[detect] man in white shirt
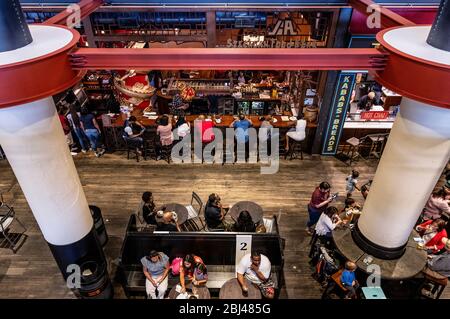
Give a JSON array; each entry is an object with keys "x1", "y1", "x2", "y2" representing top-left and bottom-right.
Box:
[{"x1": 236, "y1": 251, "x2": 275, "y2": 299}]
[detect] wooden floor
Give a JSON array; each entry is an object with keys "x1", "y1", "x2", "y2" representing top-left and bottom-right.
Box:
[{"x1": 0, "y1": 152, "x2": 448, "y2": 299}]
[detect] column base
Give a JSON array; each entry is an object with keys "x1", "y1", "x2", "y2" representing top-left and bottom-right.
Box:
[
  {"x1": 333, "y1": 226, "x2": 427, "y2": 280},
  {"x1": 352, "y1": 222, "x2": 407, "y2": 260},
  {"x1": 48, "y1": 227, "x2": 114, "y2": 299}
]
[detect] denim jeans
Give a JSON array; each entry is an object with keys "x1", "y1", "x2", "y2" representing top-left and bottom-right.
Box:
[
  {"x1": 74, "y1": 127, "x2": 89, "y2": 151},
  {"x1": 307, "y1": 205, "x2": 321, "y2": 228},
  {"x1": 84, "y1": 129, "x2": 100, "y2": 151}
]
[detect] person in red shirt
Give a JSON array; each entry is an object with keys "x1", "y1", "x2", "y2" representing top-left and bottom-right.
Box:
[
  {"x1": 416, "y1": 219, "x2": 448, "y2": 254},
  {"x1": 306, "y1": 182, "x2": 334, "y2": 235}
]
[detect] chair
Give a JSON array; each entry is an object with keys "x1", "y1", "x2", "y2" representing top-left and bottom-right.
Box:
[
  {"x1": 366, "y1": 133, "x2": 389, "y2": 160},
  {"x1": 182, "y1": 192, "x2": 206, "y2": 232},
  {"x1": 0, "y1": 145, "x2": 5, "y2": 160},
  {"x1": 344, "y1": 137, "x2": 362, "y2": 166},
  {"x1": 143, "y1": 133, "x2": 157, "y2": 161},
  {"x1": 0, "y1": 203, "x2": 27, "y2": 253},
  {"x1": 417, "y1": 267, "x2": 448, "y2": 299},
  {"x1": 124, "y1": 137, "x2": 142, "y2": 162},
  {"x1": 322, "y1": 268, "x2": 348, "y2": 299},
  {"x1": 284, "y1": 139, "x2": 304, "y2": 160}
]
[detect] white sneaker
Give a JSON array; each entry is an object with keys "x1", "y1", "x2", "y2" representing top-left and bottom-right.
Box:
[
  {"x1": 71, "y1": 152, "x2": 78, "y2": 156},
  {"x1": 81, "y1": 149, "x2": 87, "y2": 153}
]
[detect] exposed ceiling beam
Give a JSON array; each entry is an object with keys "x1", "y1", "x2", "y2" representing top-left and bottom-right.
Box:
[{"x1": 70, "y1": 47, "x2": 388, "y2": 70}]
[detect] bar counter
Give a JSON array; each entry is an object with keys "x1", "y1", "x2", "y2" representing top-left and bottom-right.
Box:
[{"x1": 111, "y1": 110, "x2": 318, "y2": 129}]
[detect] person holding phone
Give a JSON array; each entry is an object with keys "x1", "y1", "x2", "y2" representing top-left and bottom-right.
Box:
[
  {"x1": 315, "y1": 206, "x2": 343, "y2": 241},
  {"x1": 306, "y1": 182, "x2": 335, "y2": 235}
]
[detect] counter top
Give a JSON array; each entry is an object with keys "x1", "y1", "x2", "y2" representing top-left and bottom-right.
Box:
[
  {"x1": 111, "y1": 110, "x2": 318, "y2": 129},
  {"x1": 344, "y1": 121, "x2": 394, "y2": 129}
]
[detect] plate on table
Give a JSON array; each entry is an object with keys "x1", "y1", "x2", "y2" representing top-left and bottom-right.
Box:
[
  {"x1": 271, "y1": 118, "x2": 278, "y2": 123},
  {"x1": 289, "y1": 116, "x2": 297, "y2": 121}
]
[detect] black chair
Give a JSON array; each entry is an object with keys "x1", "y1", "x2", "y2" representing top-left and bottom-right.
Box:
[
  {"x1": 124, "y1": 138, "x2": 142, "y2": 162},
  {"x1": 285, "y1": 139, "x2": 304, "y2": 160},
  {"x1": 142, "y1": 133, "x2": 157, "y2": 161},
  {"x1": 182, "y1": 192, "x2": 206, "y2": 232},
  {"x1": 0, "y1": 203, "x2": 27, "y2": 253}
]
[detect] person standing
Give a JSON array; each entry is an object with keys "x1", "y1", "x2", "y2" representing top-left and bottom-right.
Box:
[
  {"x1": 345, "y1": 170, "x2": 360, "y2": 198},
  {"x1": 79, "y1": 107, "x2": 105, "y2": 157},
  {"x1": 306, "y1": 182, "x2": 334, "y2": 235},
  {"x1": 66, "y1": 105, "x2": 89, "y2": 153},
  {"x1": 141, "y1": 250, "x2": 170, "y2": 299}
]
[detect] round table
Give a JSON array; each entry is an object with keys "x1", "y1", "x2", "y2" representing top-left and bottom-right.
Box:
[
  {"x1": 168, "y1": 283, "x2": 211, "y2": 299},
  {"x1": 229, "y1": 201, "x2": 264, "y2": 224},
  {"x1": 219, "y1": 278, "x2": 261, "y2": 299},
  {"x1": 164, "y1": 203, "x2": 189, "y2": 225}
]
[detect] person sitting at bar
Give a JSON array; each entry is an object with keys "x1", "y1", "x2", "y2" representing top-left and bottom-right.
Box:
[
  {"x1": 237, "y1": 251, "x2": 275, "y2": 299},
  {"x1": 204, "y1": 193, "x2": 230, "y2": 230},
  {"x1": 427, "y1": 238, "x2": 450, "y2": 277},
  {"x1": 156, "y1": 114, "x2": 174, "y2": 147},
  {"x1": 156, "y1": 211, "x2": 180, "y2": 232},
  {"x1": 285, "y1": 114, "x2": 306, "y2": 152},
  {"x1": 122, "y1": 115, "x2": 145, "y2": 154},
  {"x1": 230, "y1": 113, "x2": 253, "y2": 162},
  {"x1": 420, "y1": 187, "x2": 450, "y2": 222},
  {"x1": 259, "y1": 115, "x2": 274, "y2": 157},
  {"x1": 179, "y1": 254, "x2": 206, "y2": 293},
  {"x1": 141, "y1": 250, "x2": 170, "y2": 299},
  {"x1": 174, "y1": 115, "x2": 191, "y2": 140},
  {"x1": 357, "y1": 91, "x2": 384, "y2": 111},
  {"x1": 195, "y1": 115, "x2": 215, "y2": 144},
  {"x1": 416, "y1": 219, "x2": 448, "y2": 254},
  {"x1": 138, "y1": 191, "x2": 157, "y2": 225},
  {"x1": 233, "y1": 210, "x2": 257, "y2": 232},
  {"x1": 315, "y1": 206, "x2": 343, "y2": 241}
]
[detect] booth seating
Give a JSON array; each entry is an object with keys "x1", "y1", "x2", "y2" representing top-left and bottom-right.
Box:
[{"x1": 118, "y1": 214, "x2": 285, "y2": 298}]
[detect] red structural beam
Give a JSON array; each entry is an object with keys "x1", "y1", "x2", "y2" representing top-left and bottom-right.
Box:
[
  {"x1": 349, "y1": 0, "x2": 416, "y2": 28},
  {"x1": 42, "y1": 0, "x2": 103, "y2": 26},
  {"x1": 70, "y1": 48, "x2": 388, "y2": 71}
]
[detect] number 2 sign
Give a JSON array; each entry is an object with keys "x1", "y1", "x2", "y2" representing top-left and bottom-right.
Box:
[{"x1": 235, "y1": 235, "x2": 252, "y2": 272}]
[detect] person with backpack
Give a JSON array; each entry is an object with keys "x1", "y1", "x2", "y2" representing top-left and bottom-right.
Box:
[{"x1": 141, "y1": 250, "x2": 170, "y2": 299}]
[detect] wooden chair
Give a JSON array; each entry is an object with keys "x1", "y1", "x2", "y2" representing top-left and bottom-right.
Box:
[
  {"x1": 322, "y1": 269, "x2": 348, "y2": 299},
  {"x1": 124, "y1": 138, "x2": 141, "y2": 162},
  {"x1": 182, "y1": 192, "x2": 206, "y2": 232},
  {"x1": 0, "y1": 203, "x2": 27, "y2": 253},
  {"x1": 418, "y1": 267, "x2": 448, "y2": 299},
  {"x1": 284, "y1": 139, "x2": 304, "y2": 160}
]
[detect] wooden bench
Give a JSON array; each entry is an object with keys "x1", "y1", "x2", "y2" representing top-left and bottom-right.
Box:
[{"x1": 118, "y1": 215, "x2": 284, "y2": 298}]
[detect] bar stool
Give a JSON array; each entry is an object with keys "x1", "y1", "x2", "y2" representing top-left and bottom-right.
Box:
[
  {"x1": 285, "y1": 139, "x2": 304, "y2": 160},
  {"x1": 143, "y1": 134, "x2": 157, "y2": 161},
  {"x1": 0, "y1": 145, "x2": 5, "y2": 160},
  {"x1": 159, "y1": 144, "x2": 173, "y2": 164},
  {"x1": 418, "y1": 267, "x2": 448, "y2": 299},
  {"x1": 366, "y1": 133, "x2": 388, "y2": 159},
  {"x1": 124, "y1": 138, "x2": 141, "y2": 162},
  {"x1": 345, "y1": 137, "x2": 362, "y2": 166}
]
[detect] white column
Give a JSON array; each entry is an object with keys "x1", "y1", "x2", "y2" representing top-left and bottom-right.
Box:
[
  {"x1": 358, "y1": 97, "x2": 450, "y2": 248},
  {"x1": 0, "y1": 97, "x2": 93, "y2": 246}
]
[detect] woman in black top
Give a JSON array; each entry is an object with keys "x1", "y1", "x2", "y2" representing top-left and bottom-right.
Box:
[
  {"x1": 141, "y1": 191, "x2": 157, "y2": 225},
  {"x1": 233, "y1": 210, "x2": 256, "y2": 232}
]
